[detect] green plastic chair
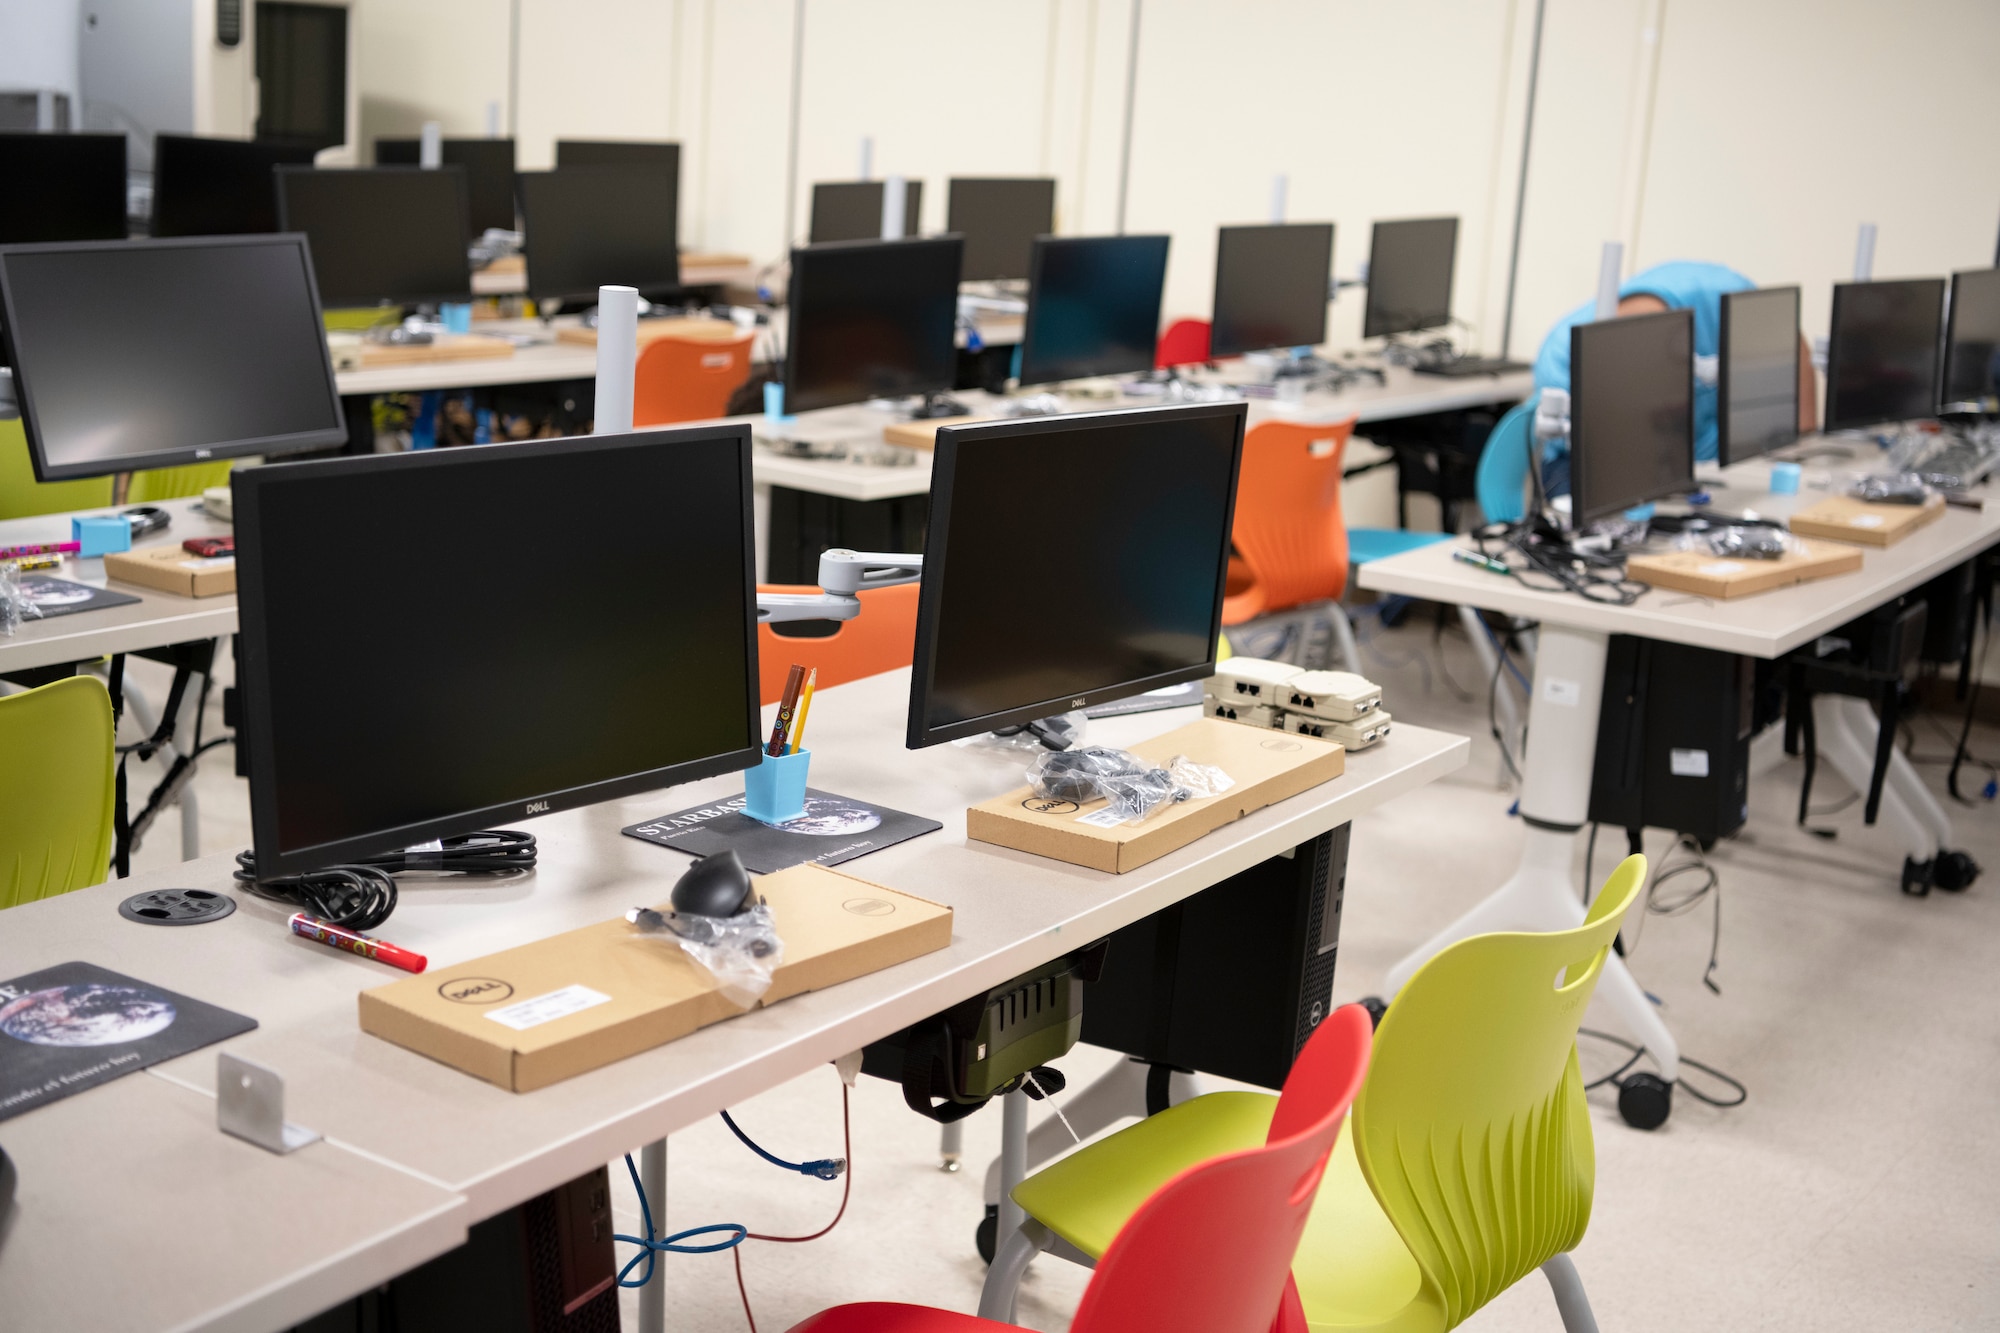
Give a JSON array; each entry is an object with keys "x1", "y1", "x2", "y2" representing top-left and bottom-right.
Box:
[
  {"x1": 126, "y1": 459, "x2": 237, "y2": 503},
  {"x1": 0, "y1": 676, "x2": 117, "y2": 910},
  {"x1": 993, "y1": 855, "x2": 1649, "y2": 1333},
  {"x1": 0, "y1": 417, "x2": 113, "y2": 520}
]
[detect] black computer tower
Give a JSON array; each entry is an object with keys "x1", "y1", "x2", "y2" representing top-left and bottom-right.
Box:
[
  {"x1": 1080, "y1": 824, "x2": 1349, "y2": 1091},
  {"x1": 1590, "y1": 637, "x2": 1754, "y2": 845}
]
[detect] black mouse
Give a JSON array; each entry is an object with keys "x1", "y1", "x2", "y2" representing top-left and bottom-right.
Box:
[{"x1": 671, "y1": 850, "x2": 753, "y2": 917}]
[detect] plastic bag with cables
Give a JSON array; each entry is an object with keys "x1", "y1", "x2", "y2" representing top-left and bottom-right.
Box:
[
  {"x1": 1025, "y1": 746, "x2": 1234, "y2": 825},
  {"x1": 0, "y1": 564, "x2": 42, "y2": 637},
  {"x1": 1672, "y1": 524, "x2": 1802, "y2": 562},
  {"x1": 627, "y1": 902, "x2": 784, "y2": 1008}
]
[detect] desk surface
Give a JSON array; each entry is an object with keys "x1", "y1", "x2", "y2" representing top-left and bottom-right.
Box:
[{"x1": 1356, "y1": 445, "x2": 2000, "y2": 657}]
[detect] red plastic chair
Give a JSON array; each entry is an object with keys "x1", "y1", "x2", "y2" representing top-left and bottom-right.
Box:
[
  {"x1": 756, "y1": 582, "x2": 921, "y2": 705},
  {"x1": 633, "y1": 331, "x2": 755, "y2": 426},
  {"x1": 784, "y1": 1004, "x2": 1373, "y2": 1333},
  {"x1": 1155, "y1": 318, "x2": 1212, "y2": 368},
  {"x1": 1222, "y1": 417, "x2": 1358, "y2": 625}
]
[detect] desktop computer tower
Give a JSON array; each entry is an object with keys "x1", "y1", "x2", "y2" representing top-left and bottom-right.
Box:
[
  {"x1": 1080, "y1": 825, "x2": 1349, "y2": 1092},
  {"x1": 1589, "y1": 637, "x2": 1754, "y2": 845}
]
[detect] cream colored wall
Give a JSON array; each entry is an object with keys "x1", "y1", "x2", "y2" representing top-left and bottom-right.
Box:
[{"x1": 354, "y1": 0, "x2": 511, "y2": 154}]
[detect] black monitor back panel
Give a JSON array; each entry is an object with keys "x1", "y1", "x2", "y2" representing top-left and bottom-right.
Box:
[
  {"x1": 1824, "y1": 278, "x2": 1946, "y2": 431},
  {"x1": 1716, "y1": 285, "x2": 1801, "y2": 467},
  {"x1": 150, "y1": 134, "x2": 320, "y2": 236},
  {"x1": 947, "y1": 177, "x2": 1055, "y2": 281},
  {"x1": 516, "y1": 165, "x2": 680, "y2": 306},
  {"x1": 275, "y1": 165, "x2": 473, "y2": 306},
  {"x1": 0, "y1": 132, "x2": 127, "y2": 243},
  {"x1": 809, "y1": 180, "x2": 923, "y2": 243},
  {"x1": 1362, "y1": 216, "x2": 1458, "y2": 339},
  {"x1": 374, "y1": 138, "x2": 517, "y2": 236}
]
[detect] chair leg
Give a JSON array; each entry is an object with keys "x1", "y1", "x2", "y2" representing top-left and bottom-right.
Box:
[
  {"x1": 1540, "y1": 1252, "x2": 1599, "y2": 1333},
  {"x1": 1328, "y1": 602, "x2": 1362, "y2": 674},
  {"x1": 978, "y1": 1218, "x2": 1051, "y2": 1323}
]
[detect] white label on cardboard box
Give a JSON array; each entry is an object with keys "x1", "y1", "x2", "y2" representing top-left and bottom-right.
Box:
[
  {"x1": 1669, "y1": 748, "x2": 1710, "y2": 777},
  {"x1": 484, "y1": 984, "x2": 611, "y2": 1031},
  {"x1": 1074, "y1": 805, "x2": 1130, "y2": 828},
  {"x1": 1848, "y1": 514, "x2": 1885, "y2": 528},
  {"x1": 177, "y1": 557, "x2": 236, "y2": 570},
  {"x1": 1541, "y1": 677, "x2": 1581, "y2": 707},
  {"x1": 1698, "y1": 561, "x2": 1745, "y2": 575}
]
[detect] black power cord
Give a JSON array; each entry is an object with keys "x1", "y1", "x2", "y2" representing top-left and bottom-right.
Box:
[
  {"x1": 353, "y1": 829, "x2": 537, "y2": 874},
  {"x1": 1578, "y1": 1027, "x2": 1747, "y2": 1109},
  {"x1": 232, "y1": 830, "x2": 537, "y2": 931}
]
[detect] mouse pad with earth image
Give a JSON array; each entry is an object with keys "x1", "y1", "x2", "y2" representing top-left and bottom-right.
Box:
[{"x1": 622, "y1": 788, "x2": 942, "y2": 874}]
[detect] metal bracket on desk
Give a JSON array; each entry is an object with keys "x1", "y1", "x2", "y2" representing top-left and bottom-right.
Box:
[{"x1": 218, "y1": 1052, "x2": 321, "y2": 1155}]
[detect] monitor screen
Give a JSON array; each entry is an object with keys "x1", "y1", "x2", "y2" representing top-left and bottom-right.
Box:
[
  {"x1": 782, "y1": 236, "x2": 963, "y2": 414},
  {"x1": 1018, "y1": 234, "x2": 1171, "y2": 386},
  {"x1": 908, "y1": 402, "x2": 1246, "y2": 747},
  {"x1": 1942, "y1": 268, "x2": 2000, "y2": 413},
  {"x1": 947, "y1": 178, "x2": 1056, "y2": 282},
  {"x1": 0, "y1": 132, "x2": 127, "y2": 244},
  {"x1": 1717, "y1": 285, "x2": 1800, "y2": 466},
  {"x1": 0, "y1": 236, "x2": 345, "y2": 480},
  {"x1": 1210, "y1": 222, "x2": 1335, "y2": 358},
  {"x1": 151, "y1": 134, "x2": 319, "y2": 237},
  {"x1": 1362, "y1": 217, "x2": 1458, "y2": 339},
  {"x1": 809, "y1": 180, "x2": 923, "y2": 243},
  {"x1": 1569, "y1": 308, "x2": 1694, "y2": 524},
  {"x1": 275, "y1": 166, "x2": 472, "y2": 307},
  {"x1": 233, "y1": 425, "x2": 762, "y2": 877},
  {"x1": 374, "y1": 138, "x2": 517, "y2": 236},
  {"x1": 1824, "y1": 278, "x2": 1946, "y2": 432},
  {"x1": 516, "y1": 165, "x2": 680, "y2": 306}
]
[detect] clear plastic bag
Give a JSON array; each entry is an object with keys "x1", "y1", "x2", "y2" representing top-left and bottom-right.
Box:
[
  {"x1": 0, "y1": 564, "x2": 42, "y2": 637},
  {"x1": 1850, "y1": 472, "x2": 1934, "y2": 505},
  {"x1": 1673, "y1": 524, "x2": 1798, "y2": 561},
  {"x1": 1025, "y1": 747, "x2": 1235, "y2": 825},
  {"x1": 626, "y1": 901, "x2": 785, "y2": 1008}
]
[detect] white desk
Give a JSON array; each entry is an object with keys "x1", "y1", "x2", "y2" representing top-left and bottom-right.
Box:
[{"x1": 0, "y1": 670, "x2": 1466, "y2": 1328}]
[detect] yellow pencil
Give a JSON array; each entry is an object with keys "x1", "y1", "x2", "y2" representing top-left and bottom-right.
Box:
[{"x1": 789, "y1": 668, "x2": 817, "y2": 753}]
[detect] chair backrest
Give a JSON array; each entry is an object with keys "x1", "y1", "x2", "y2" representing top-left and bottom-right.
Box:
[
  {"x1": 755, "y1": 581, "x2": 920, "y2": 705},
  {"x1": 1070, "y1": 1004, "x2": 1373, "y2": 1333},
  {"x1": 1349, "y1": 855, "x2": 1648, "y2": 1330},
  {"x1": 0, "y1": 418, "x2": 114, "y2": 520},
  {"x1": 1474, "y1": 399, "x2": 1536, "y2": 525},
  {"x1": 0, "y1": 676, "x2": 117, "y2": 910},
  {"x1": 1156, "y1": 318, "x2": 1213, "y2": 368},
  {"x1": 126, "y1": 459, "x2": 237, "y2": 504},
  {"x1": 634, "y1": 332, "x2": 756, "y2": 427},
  {"x1": 1229, "y1": 417, "x2": 1359, "y2": 613}
]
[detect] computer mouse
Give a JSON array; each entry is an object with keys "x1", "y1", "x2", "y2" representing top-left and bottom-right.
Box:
[
  {"x1": 671, "y1": 850, "x2": 753, "y2": 917},
  {"x1": 0, "y1": 1143, "x2": 15, "y2": 1233}
]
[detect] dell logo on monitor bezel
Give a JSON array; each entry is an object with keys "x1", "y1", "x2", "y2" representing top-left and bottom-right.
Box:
[{"x1": 525, "y1": 799, "x2": 551, "y2": 814}]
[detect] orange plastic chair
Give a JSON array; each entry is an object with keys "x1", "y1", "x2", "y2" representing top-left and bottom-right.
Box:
[
  {"x1": 633, "y1": 331, "x2": 755, "y2": 426},
  {"x1": 756, "y1": 581, "x2": 921, "y2": 705},
  {"x1": 1156, "y1": 318, "x2": 1213, "y2": 368},
  {"x1": 1222, "y1": 417, "x2": 1358, "y2": 625}
]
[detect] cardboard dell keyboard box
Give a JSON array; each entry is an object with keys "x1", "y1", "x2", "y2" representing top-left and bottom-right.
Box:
[
  {"x1": 359, "y1": 862, "x2": 950, "y2": 1092},
  {"x1": 966, "y1": 717, "x2": 1345, "y2": 873},
  {"x1": 103, "y1": 545, "x2": 236, "y2": 597}
]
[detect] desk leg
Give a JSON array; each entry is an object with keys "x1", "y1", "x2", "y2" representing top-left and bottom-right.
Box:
[
  {"x1": 1813, "y1": 696, "x2": 1937, "y2": 858},
  {"x1": 997, "y1": 1091, "x2": 1028, "y2": 1245},
  {"x1": 639, "y1": 1138, "x2": 667, "y2": 1333},
  {"x1": 1382, "y1": 623, "x2": 1681, "y2": 1085}
]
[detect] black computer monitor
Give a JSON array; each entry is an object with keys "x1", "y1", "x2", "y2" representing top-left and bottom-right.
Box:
[
  {"x1": 1717, "y1": 285, "x2": 1801, "y2": 466},
  {"x1": 275, "y1": 165, "x2": 473, "y2": 307},
  {"x1": 907, "y1": 402, "x2": 1246, "y2": 748},
  {"x1": 946, "y1": 178, "x2": 1055, "y2": 282},
  {"x1": 1362, "y1": 217, "x2": 1458, "y2": 340},
  {"x1": 233, "y1": 425, "x2": 761, "y2": 878},
  {"x1": 374, "y1": 138, "x2": 517, "y2": 236},
  {"x1": 0, "y1": 132, "x2": 127, "y2": 244},
  {"x1": 1942, "y1": 268, "x2": 2000, "y2": 414},
  {"x1": 1018, "y1": 234, "x2": 1171, "y2": 386},
  {"x1": 1210, "y1": 223, "x2": 1335, "y2": 358},
  {"x1": 0, "y1": 235, "x2": 345, "y2": 481},
  {"x1": 516, "y1": 165, "x2": 680, "y2": 307},
  {"x1": 1569, "y1": 307, "x2": 1694, "y2": 524},
  {"x1": 150, "y1": 134, "x2": 320, "y2": 236},
  {"x1": 557, "y1": 139, "x2": 680, "y2": 175},
  {"x1": 1824, "y1": 278, "x2": 1946, "y2": 432},
  {"x1": 809, "y1": 181, "x2": 923, "y2": 243},
  {"x1": 782, "y1": 236, "x2": 963, "y2": 414}
]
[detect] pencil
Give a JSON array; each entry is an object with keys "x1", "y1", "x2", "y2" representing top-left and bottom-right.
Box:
[
  {"x1": 768, "y1": 663, "x2": 806, "y2": 756},
  {"x1": 789, "y1": 669, "x2": 817, "y2": 753}
]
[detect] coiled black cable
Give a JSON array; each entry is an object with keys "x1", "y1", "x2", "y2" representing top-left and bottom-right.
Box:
[
  {"x1": 352, "y1": 829, "x2": 537, "y2": 875},
  {"x1": 233, "y1": 830, "x2": 537, "y2": 930}
]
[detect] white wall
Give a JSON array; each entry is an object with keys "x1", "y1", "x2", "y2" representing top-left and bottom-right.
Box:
[{"x1": 0, "y1": 0, "x2": 82, "y2": 103}]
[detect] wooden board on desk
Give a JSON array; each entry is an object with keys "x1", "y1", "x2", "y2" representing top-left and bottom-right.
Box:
[
  {"x1": 1626, "y1": 539, "x2": 1863, "y2": 599},
  {"x1": 880, "y1": 415, "x2": 991, "y2": 450},
  {"x1": 1788, "y1": 493, "x2": 1946, "y2": 547},
  {"x1": 356, "y1": 334, "x2": 517, "y2": 368},
  {"x1": 555, "y1": 317, "x2": 745, "y2": 349}
]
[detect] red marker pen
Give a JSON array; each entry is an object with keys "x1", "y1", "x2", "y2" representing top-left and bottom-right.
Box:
[{"x1": 288, "y1": 912, "x2": 428, "y2": 973}]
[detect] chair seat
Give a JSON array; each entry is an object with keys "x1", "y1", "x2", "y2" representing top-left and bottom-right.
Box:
[
  {"x1": 785, "y1": 1302, "x2": 1019, "y2": 1333},
  {"x1": 1010, "y1": 1092, "x2": 1432, "y2": 1333},
  {"x1": 1345, "y1": 528, "x2": 1454, "y2": 567}
]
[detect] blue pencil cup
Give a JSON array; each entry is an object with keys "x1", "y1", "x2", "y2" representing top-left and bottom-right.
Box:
[
  {"x1": 440, "y1": 302, "x2": 473, "y2": 334},
  {"x1": 743, "y1": 749, "x2": 810, "y2": 824}
]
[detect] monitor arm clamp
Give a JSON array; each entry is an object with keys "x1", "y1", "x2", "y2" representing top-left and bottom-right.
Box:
[{"x1": 756, "y1": 548, "x2": 924, "y2": 624}]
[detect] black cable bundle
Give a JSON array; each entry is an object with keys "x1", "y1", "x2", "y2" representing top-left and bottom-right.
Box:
[
  {"x1": 233, "y1": 830, "x2": 537, "y2": 931},
  {"x1": 353, "y1": 829, "x2": 538, "y2": 875}
]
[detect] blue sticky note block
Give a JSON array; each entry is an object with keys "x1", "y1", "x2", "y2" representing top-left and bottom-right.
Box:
[
  {"x1": 743, "y1": 749, "x2": 810, "y2": 824},
  {"x1": 440, "y1": 302, "x2": 473, "y2": 334},
  {"x1": 73, "y1": 515, "x2": 131, "y2": 557}
]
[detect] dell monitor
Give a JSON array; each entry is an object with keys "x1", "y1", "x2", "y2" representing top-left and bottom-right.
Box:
[
  {"x1": 374, "y1": 137, "x2": 517, "y2": 237},
  {"x1": 150, "y1": 134, "x2": 320, "y2": 236},
  {"x1": 946, "y1": 178, "x2": 1056, "y2": 282},
  {"x1": 1824, "y1": 278, "x2": 1946, "y2": 432},
  {"x1": 1569, "y1": 307, "x2": 1694, "y2": 524},
  {"x1": 809, "y1": 180, "x2": 923, "y2": 243},
  {"x1": 907, "y1": 403, "x2": 1245, "y2": 747},
  {"x1": 782, "y1": 236, "x2": 963, "y2": 415},
  {"x1": 233, "y1": 425, "x2": 761, "y2": 878},
  {"x1": 1942, "y1": 268, "x2": 2000, "y2": 414},
  {"x1": 1017, "y1": 234, "x2": 1172, "y2": 386},
  {"x1": 1210, "y1": 223, "x2": 1335, "y2": 358},
  {"x1": 0, "y1": 235, "x2": 345, "y2": 480},
  {"x1": 516, "y1": 165, "x2": 680, "y2": 307},
  {"x1": 0, "y1": 132, "x2": 127, "y2": 243},
  {"x1": 1717, "y1": 285, "x2": 1801, "y2": 466},
  {"x1": 275, "y1": 165, "x2": 473, "y2": 307},
  {"x1": 557, "y1": 139, "x2": 680, "y2": 174},
  {"x1": 1362, "y1": 217, "x2": 1458, "y2": 340}
]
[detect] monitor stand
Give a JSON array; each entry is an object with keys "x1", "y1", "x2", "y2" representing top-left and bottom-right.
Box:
[{"x1": 908, "y1": 390, "x2": 971, "y2": 420}]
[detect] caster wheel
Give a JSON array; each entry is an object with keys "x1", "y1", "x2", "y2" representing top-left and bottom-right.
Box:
[
  {"x1": 1358, "y1": 995, "x2": 1388, "y2": 1029},
  {"x1": 1901, "y1": 856, "x2": 1934, "y2": 897},
  {"x1": 1617, "y1": 1072, "x2": 1673, "y2": 1130},
  {"x1": 1933, "y1": 849, "x2": 1981, "y2": 892},
  {"x1": 975, "y1": 1204, "x2": 998, "y2": 1265}
]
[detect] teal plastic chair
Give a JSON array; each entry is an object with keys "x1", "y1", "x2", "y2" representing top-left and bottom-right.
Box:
[
  {"x1": 0, "y1": 676, "x2": 117, "y2": 909},
  {"x1": 1473, "y1": 400, "x2": 1537, "y2": 526}
]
